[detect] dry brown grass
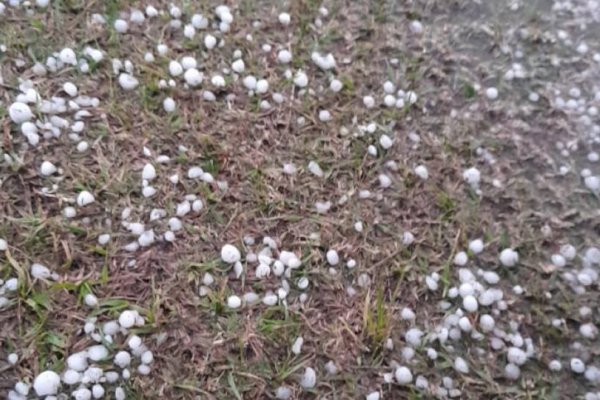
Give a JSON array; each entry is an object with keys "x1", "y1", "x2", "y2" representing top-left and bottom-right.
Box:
[{"x1": 1, "y1": 0, "x2": 599, "y2": 399}]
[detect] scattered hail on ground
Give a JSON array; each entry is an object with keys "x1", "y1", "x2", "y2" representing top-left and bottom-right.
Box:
[{"x1": 0, "y1": 0, "x2": 599, "y2": 399}]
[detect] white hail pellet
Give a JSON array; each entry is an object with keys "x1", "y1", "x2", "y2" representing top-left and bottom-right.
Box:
[
  {"x1": 128, "y1": 335, "x2": 142, "y2": 350},
  {"x1": 278, "y1": 49, "x2": 292, "y2": 64},
  {"x1": 184, "y1": 68, "x2": 203, "y2": 86},
  {"x1": 571, "y1": 358, "x2": 585, "y2": 373},
  {"x1": 454, "y1": 251, "x2": 468, "y2": 266},
  {"x1": 168, "y1": 60, "x2": 183, "y2": 76},
  {"x1": 103, "y1": 320, "x2": 119, "y2": 336},
  {"x1": 548, "y1": 360, "x2": 562, "y2": 371},
  {"x1": 485, "y1": 87, "x2": 498, "y2": 100},
  {"x1": 33, "y1": 371, "x2": 61, "y2": 396},
  {"x1": 479, "y1": 314, "x2": 495, "y2": 332},
  {"x1": 275, "y1": 386, "x2": 292, "y2": 399},
  {"x1": 204, "y1": 34, "x2": 217, "y2": 49},
  {"x1": 366, "y1": 391, "x2": 380, "y2": 400},
  {"x1": 326, "y1": 249, "x2": 339, "y2": 265},
  {"x1": 463, "y1": 167, "x2": 481, "y2": 186},
  {"x1": 379, "y1": 134, "x2": 393, "y2": 149},
  {"x1": 77, "y1": 141, "x2": 89, "y2": 153},
  {"x1": 585, "y1": 247, "x2": 600, "y2": 264},
  {"x1": 255, "y1": 263, "x2": 271, "y2": 279},
  {"x1": 458, "y1": 316, "x2": 472, "y2": 332},
  {"x1": 299, "y1": 367, "x2": 317, "y2": 388},
  {"x1": 462, "y1": 295, "x2": 478, "y2": 312},
  {"x1": 291, "y1": 337, "x2": 304, "y2": 354},
  {"x1": 384, "y1": 94, "x2": 396, "y2": 107},
  {"x1": 163, "y1": 97, "x2": 176, "y2": 113},
  {"x1": 59, "y1": 47, "x2": 77, "y2": 65},
  {"x1": 141, "y1": 350, "x2": 154, "y2": 364},
  {"x1": 256, "y1": 79, "x2": 269, "y2": 93},
  {"x1": 8, "y1": 353, "x2": 18, "y2": 365},
  {"x1": 469, "y1": 239, "x2": 484, "y2": 254},
  {"x1": 232, "y1": 59, "x2": 245, "y2": 73},
  {"x1": 278, "y1": 12, "x2": 291, "y2": 25},
  {"x1": 273, "y1": 260, "x2": 285, "y2": 276},
  {"x1": 354, "y1": 221, "x2": 364, "y2": 232},
  {"x1": 14, "y1": 381, "x2": 29, "y2": 397},
  {"x1": 297, "y1": 277, "x2": 309, "y2": 289},
  {"x1": 192, "y1": 199, "x2": 203, "y2": 212},
  {"x1": 383, "y1": 81, "x2": 395, "y2": 93},
  {"x1": 40, "y1": 161, "x2": 57, "y2": 176},
  {"x1": 221, "y1": 244, "x2": 241, "y2": 263},
  {"x1": 114, "y1": 351, "x2": 131, "y2": 368},
  {"x1": 427, "y1": 348, "x2": 438, "y2": 360},
  {"x1": 243, "y1": 75, "x2": 257, "y2": 90},
  {"x1": 401, "y1": 307, "x2": 415, "y2": 320},
  {"x1": 9, "y1": 102, "x2": 33, "y2": 124},
  {"x1": 454, "y1": 357, "x2": 469, "y2": 373},
  {"x1": 63, "y1": 82, "x2": 78, "y2": 97},
  {"x1": 395, "y1": 366, "x2": 413, "y2": 384},
  {"x1": 580, "y1": 323, "x2": 598, "y2": 339},
  {"x1": 585, "y1": 176, "x2": 600, "y2": 192},
  {"x1": 142, "y1": 163, "x2": 156, "y2": 181},
  {"x1": 130, "y1": 8, "x2": 145, "y2": 23},
  {"x1": 115, "y1": 387, "x2": 125, "y2": 400},
  {"x1": 504, "y1": 363, "x2": 520, "y2": 380},
  {"x1": 507, "y1": 347, "x2": 527, "y2": 366},
  {"x1": 138, "y1": 364, "x2": 151, "y2": 375},
  {"x1": 500, "y1": 248, "x2": 519, "y2": 267},
  {"x1": 263, "y1": 293, "x2": 278, "y2": 306},
  {"x1": 311, "y1": 52, "x2": 336, "y2": 70},
  {"x1": 67, "y1": 352, "x2": 88, "y2": 371},
  {"x1": 184, "y1": 24, "x2": 195, "y2": 38},
  {"x1": 210, "y1": 74, "x2": 225, "y2": 87},
  {"x1": 192, "y1": 14, "x2": 208, "y2": 29},
  {"x1": 379, "y1": 174, "x2": 392, "y2": 188},
  {"x1": 482, "y1": 271, "x2": 499, "y2": 284},
  {"x1": 283, "y1": 163, "x2": 296, "y2": 175},
  {"x1": 319, "y1": 110, "x2": 332, "y2": 122},
  {"x1": 363, "y1": 95, "x2": 375, "y2": 108},
  {"x1": 118, "y1": 310, "x2": 137, "y2": 328},
  {"x1": 4, "y1": 278, "x2": 17, "y2": 291},
  {"x1": 513, "y1": 285, "x2": 524, "y2": 295},
  {"x1": 459, "y1": 282, "x2": 474, "y2": 297},
  {"x1": 414, "y1": 165, "x2": 428, "y2": 180},
  {"x1": 114, "y1": 19, "x2": 128, "y2": 33},
  {"x1": 87, "y1": 345, "x2": 108, "y2": 361},
  {"x1": 405, "y1": 328, "x2": 423, "y2": 347},
  {"x1": 75, "y1": 190, "x2": 94, "y2": 207},
  {"x1": 84, "y1": 46, "x2": 103, "y2": 63},
  {"x1": 576, "y1": 42, "x2": 588, "y2": 54},
  {"x1": 294, "y1": 70, "x2": 308, "y2": 87},
  {"x1": 84, "y1": 293, "x2": 98, "y2": 307},
  {"x1": 169, "y1": 4, "x2": 182, "y2": 18},
  {"x1": 118, "y1": 73, "x2": 138, "y2": 90},
  {"x1": 92, "y1": 384, "x2": 104, "y2": 399},
  {"x1": 410, "y1": 20, "x2": 423, "y2": 34},
  {"x1": 308, "y1": 161, "x2": 324, "y2": 177},
  {"x1": 425, "y1": 275, "x2": 438, "y2": 290},
  {"x1": 330, "y1": 79, "x2": 343, "y2": 92},
  {"x1": 325, "y1": 360, "x2": 338, "y2": 375}
]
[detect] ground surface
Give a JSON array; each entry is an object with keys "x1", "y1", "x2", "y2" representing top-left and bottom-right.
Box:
[{"x1": 0, "y1": 0, "x2": 599, "y2": 399}]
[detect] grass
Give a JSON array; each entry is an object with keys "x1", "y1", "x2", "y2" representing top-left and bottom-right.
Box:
[{"x1": 0, "y1": 0, "x2": 598, "y2": 399}]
